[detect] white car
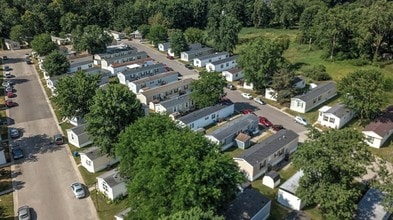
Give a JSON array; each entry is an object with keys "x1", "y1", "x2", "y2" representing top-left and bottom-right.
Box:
[
  {"x1": 241, "y1": 93, "x2": 253, "y2": 100},
  {"x1": 294, "y1": 116, "x2": 308, "y2": 126},
  {"x1": 253, "y1": 97, "x2": 266, "y2": 105},
  {"x1": 4, "y1": 71, "x2": 12, "y2": 78},
  {"x1": 71, "y1": 182, "x2": 85, "y2": 199}
]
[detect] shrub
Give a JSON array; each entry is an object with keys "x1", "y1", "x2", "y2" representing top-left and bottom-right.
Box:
[{"x1": 303, "y1": 65, "x2": 332, "y2": 81}]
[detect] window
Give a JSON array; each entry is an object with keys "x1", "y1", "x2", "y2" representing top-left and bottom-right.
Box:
[
  {"x1": 296, "y1": 100, "x2": 303, "y2": 108},
  {"x1": 71, "y1": 134, "x2": 74, "y2": 140},
  {"x1": 86, "y1": 160, "x2": 91, "y2": 166},
  {"x1": 226, "y1": 63, "x2": 229, "y2": 67},
  {"x1": 313, "y1": 98, "x2": 317, "y2": 104},
  {"x1": 205, "y1": 116, "x2": 209, "y2": 120},
  {"x1": 190, "y1": 123, "x2": 194, "y2": 128},
  {"x1": 318, "y1": 96, "x2": 322, "y2": 101},
  {"x1": 366, "y1": 136, "x2": 374, "y2": 144},
  {"x1": 329, "y1": 118, "x2": 335, "y2": 123},
  {"x1": 259, "y1": 160, "x2": 266, "y2": 169},
  {"x1": 323, "y1": 116, "x2": 329, "y2": 121},
  {"x1": 102, "y1": 182, "x2": 108, "y2": 192},
  {"x1": 212, "y1": 114, "x2": 216, "y2": 119},
  {"x1": 77, "y1": 67, "x2": 81, "y2": 70},
  {"x1": 221, "y1": 64, "x2": 224, "y2": 68}
]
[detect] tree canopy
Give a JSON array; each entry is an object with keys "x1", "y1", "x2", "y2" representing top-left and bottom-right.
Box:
[
  {"x1": 169, "y1": 30, "x2": 188, "y2": 57},
  {"x1": 31, "y1": 33, "x2": 57, "y2": 56},
  {"x1": 293, "y1": 128, "x2": 372, "y2": 219},
  {"x1": 338, "y1": 69, "x2": 388, "y2": 121},
  {"x1": 237, "y1": 37, "x2": 289, "y2": 90},
  {"x1": 86, "y1": 84, "x2": 144, "y2": 156},
  {"x1": 116, "y1": 114, "x2": 244, "y2": 219},
  {"x1": 72, "y1": 25, "x2": 112, "y2": 54},
  {"x1": 190, "y1": 71, "x2": 227, "y2": 109},
  {"x1": 147, "y1": 24, "x2": 168, "y2": 47},
  {"x1": 184, "y1": 27, "x2": 205, "y2": 44},
  {"x1": 53, "y1": 71, "x2": 100, "y2": 119},
  {"x1": 42, "y1": 50, "x2": 70, "y2": 77}
]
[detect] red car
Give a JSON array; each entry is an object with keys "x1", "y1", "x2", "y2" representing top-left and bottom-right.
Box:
[
  {"x1": 258, "y1": 116, "x2": 273, "y2": 127},
  {"x1": 271, "y1": 124, "x2": 284, "y2": 132},
  {"x1": 6, "y1": 99, "x2": 15, "y2": 107},
  {"x1": 241, "y1": 109, "x2": 254, "y2": 115},
  {"x1": 166, "y1": 55, "x2": 174, "y2": 60},
  {"x1": 6, "y1": 91, "x2": 14, "y2": 98}
]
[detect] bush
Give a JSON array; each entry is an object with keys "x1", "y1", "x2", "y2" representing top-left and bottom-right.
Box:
[
  {"x1": 303, "y1": 65, "x2": 332, "y2": 81},
  {"x1": 349, "y1": 58, "x2": 370, "y2": 66}
]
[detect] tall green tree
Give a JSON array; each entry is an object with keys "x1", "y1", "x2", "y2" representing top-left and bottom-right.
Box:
[
  {"x1": 60, "y1": 12, "x2": 87, "y2": 34},
  {"x1": 169, "y1": 30, "x2": 188, "y2": 57},
  {"x1": 147, "y1": 24, "x2": 168, "y2": 46},
  {"x1": 42, "y1": 50, "x2": 70, "y2": 77},
  {"x1": 270, "y1": 68, "x2": 296, "y2": 104},
  {"x1": 53, "y1": 71, "x2": 100, "y2": 119},
  {"x1": 237, "y1": 37, "x2": 289, "y2": 90},
  {"x1": 251, "y1": 0, "x2": 272, "y2": 28},
  {"x1": 207, "y1": 13, "x2": 241, "y2": 54},
  {"x1": 293, "y1": 129, "x2": 372, "y2": 219},
  {"x1": 72, "y1": 25, "x2": 113, "y2": 54},
  {"x1": 116, "y1": 114, "x2": 244, "y2": 219},
  {"x1": 0, "y1": 6, "x2": 20, "y2": 38},
  {"x1": 31, "y1": 33, "x2": 57, "y2": 56},
  {"x1": 86, "y1": 84, "x2": 144, "y2": 156},
  {"x1": 9, "y1": 25, "x2": 27, "y2": 43},
  {"x1": 190, "y1": 71, "x2": 227, "y2": 109},
  {"x1": 137, "y1": 24, "x2": 151, "y2": 39},
  {"x1": 184, "y1": 27, "x2": 205, "y2": 44},
  {"x1": 338, "y1": 70, "x2": 388, "y2": 121},
  {"x1": 160, "y1": 207, "x2": 224, "y2": 220}
]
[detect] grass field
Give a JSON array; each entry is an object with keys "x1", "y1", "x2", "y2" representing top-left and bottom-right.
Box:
[{"x1": 91, "y1": 189, "x2": 128, "y2": 220}]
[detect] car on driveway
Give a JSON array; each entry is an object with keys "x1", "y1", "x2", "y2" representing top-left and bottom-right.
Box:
[
  {"x1": 258, "y1": 116, "x2": 273, "y2": 127},
  {"x1": 5, "y1": 86, "x2": 13, "y2": 93},
  {"x1": 18, "y1": 205, "x2": 31, "y2": 220},
  {"x1": 241, "y1": 109, "x2": 254, "y2": 115},
  {"x1": 10, "y1": 128, "x2": 20, "y2": 138},
  {"x1": 227, "y1": 84, "x2": 236, "y2": 90},
  {"x1": 241, "y1": 93, "x2": 253, "y2": 99},
  {"x1": 166, "y1": 55, "x2": 174, "y2": 60},
  {"x1": 185, "y1": 64, "x2": 193, "y2": 69},
  {"x1": 253, "y1": 97, "x2": 265, "y2": 105},
  {"x1": 12, "y1": 148, "x2": 24, "y2": 160},
  {"x1": 294, "y1": 116, "x2": 308, "y2": 126},
  {"x1": 71, "y1": 182, "x2": 85, "y2": 199},
  {"x1": 271, "y1": 124, "x2": 284, "y2": 132},
  {"x1": 53, "y1": 134, "x2": 64, "y2": 145},
  {"x1": 6, "y1": 99, "x2": 15, "y2": 107},
  {"x1": 7, "y1": 91, "x2": 14, "y2": 98},
  {"x1": 4, "y1": 71, "x2": 12, "y2": 78}
]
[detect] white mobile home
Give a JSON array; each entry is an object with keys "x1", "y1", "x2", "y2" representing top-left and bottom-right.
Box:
[
  {"x1": 152, "y1": 93, "x2": 195, "y2": 114},
  {"x1": 127, "y1": 71, "x2": 179, "y2": 94},
  {"x1": 193, "y1": 52, "x2": 229, "y2": 67},
  {"x1": 180, "y1": 47, "x2": 214, "y2": 62},
  {"x1": 158, "y1": 42, "x2": 171, "y2": 52},
  {"x1": 362, "y1": 108, "x2": 393, "y2": 148},
  {"x1": 206, "y1": 56, "x2": 238, "y2": 72},
  {"x1": 317, "y1": 104, "x2": 354, "y2": 129},
  {"x1": 94, "y1": 44, "x2": 137, "y2": 65},
  {"x1": 176, "y1": 101, "x2": 235, "y2": 131},
  {"x1": 80, "y1": 147, "x2": 118, "y2": 173},
  {"x1": 290, "y1": 82, "x2": 337, "y2": 113},
  {"x1": 66, "y1": 124, "x2": 92, "y2": 148},
  {"x1": 100, "y1": 51, "x2": 148, "y2": 70},
  {"x1": 97, "y1": 169, "x2": 127, "y2": 201},
  {"x1": 117, "y1": 63, "x2": 167, "y2": 85},
  {"x1": 222, "y1": 68, "x2": 243, "y2": 82},
  {"x1": 68, "y1": 55, "x2": 94, "y2": 73}
]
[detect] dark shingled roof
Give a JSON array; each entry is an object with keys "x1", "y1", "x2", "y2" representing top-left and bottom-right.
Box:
[
  {"x1": 69, "y1": 124, "x2": 87, "y2": 135},
  {"x1": 324, "y1": 104, "x2": 351, "y2": 117},
  {"x1": 208, "y1": 114, "x2": 258, "y2": 140},
  {"x1": 225, "y1": 67, "x2": 242, "y2": 74},
  {"x1": 293, "y1": 81, "x2": 336, "y2": 102},
  {"x1": 210, "y1": 55, "x2": 238, "y2": 65},
  {"x1": 195, "y1": 51, "x2": 228, "y2": 60},
  {"x1": 224, "y1": 188, "x2": 271, "y2": 220},
  {"x1": 236, "y1": 129, "x2": 298, "y2": 166},
  {"x1": 81, "y1": 147, "x2": 102, "y2": 160},
  {"x1": 363, "y1": 107, "x2": 393, "y2": 137},
  {"x1": 178, "y1": 101, "x2": 234, "y2": 124}
]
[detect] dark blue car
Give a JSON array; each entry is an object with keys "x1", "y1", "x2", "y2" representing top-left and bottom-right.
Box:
[{"x1": 12, "y1": 148, "x2": 24, "y2": 160}]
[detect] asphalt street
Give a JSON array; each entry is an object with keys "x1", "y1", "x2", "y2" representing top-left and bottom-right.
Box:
[
  {"x1": 1, "y1": 50, "x2": 97, "y2": 220},
  {"x1": 124, "y1": 40, "x2": 308, "y2": 140}
]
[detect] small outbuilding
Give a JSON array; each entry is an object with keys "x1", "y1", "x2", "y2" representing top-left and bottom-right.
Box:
[
  {"x1": 262, "y1": 171, "x2": 281, "y2": 189},
  {"x1": 235, "y1": 132, "x2": 252, "y2": 150},
  {"x1": 0, "y1": 147, "x2": 6, "y2": 165}
]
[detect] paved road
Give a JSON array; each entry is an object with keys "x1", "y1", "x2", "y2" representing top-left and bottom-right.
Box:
[
  {"x1": 1, "y1": 50, "x2": 97, "y2": 220},
  {"x1": 122, "y1": 39, "x2": 199, "y2": 79},
  {"x1": 122, "y1": 39, "x2": 308, "y2": 140}
]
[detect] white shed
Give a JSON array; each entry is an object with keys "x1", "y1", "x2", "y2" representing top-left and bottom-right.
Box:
[
  {"x1": 277, "y1": 170, "x2": 305, "y2": 210},
  {"x1": 262, "y1": 171, "x2": 281, "y2": 189},
  {"x1": 66, "y1": 124, "x2": 92, "y2": 148},
  {"x1": 80, "y1": 147, "x2": 118, "y2": 173}
]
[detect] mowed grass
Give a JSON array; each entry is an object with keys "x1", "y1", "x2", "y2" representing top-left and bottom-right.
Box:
[
  {"x1": 0, "y1": 192, "x2": 14, "y2": 220},
  {"x1": 237, "y1": 28, "x2": 393, "y2": 104},
  {"x1": 91, "y1": 189, "x2": 128, "y2": 220}
]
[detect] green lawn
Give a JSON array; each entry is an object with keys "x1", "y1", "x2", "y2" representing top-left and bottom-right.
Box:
[
  {"x1": 90, "y1": 189, "x2": 128, "y2": 220},
  {"x1": 0, "y1": 192, "x2": 14, "y2": 220},
  {"x1": 78, "y1": 166, "x2": 107, "y2": 188}
]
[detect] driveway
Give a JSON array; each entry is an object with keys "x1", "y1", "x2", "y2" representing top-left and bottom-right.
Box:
[
  {"x1": 1, "y1": 50, "x2": 97, "y2": 220},
  {"x1": 224, "y1": 89, "x2": 308, "y2": 141},
  {"x1": 122, "y1": 39, "x2": 199, "y2": 79}
]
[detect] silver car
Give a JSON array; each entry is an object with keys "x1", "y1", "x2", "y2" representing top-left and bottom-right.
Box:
[
  {"x1": 71, "y1": 182, "x2": 85, "y2": 199},
  {"x1": 294, "y1": 116, "x2": 308, "y2": 126},
  {"x1": 18, "y1": 205, "x2": 31, "y2": 220}
]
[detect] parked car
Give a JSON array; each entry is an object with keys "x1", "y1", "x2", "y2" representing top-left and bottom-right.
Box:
[
  {"x1": 166, "y1": 55, "x2": 174, "y2": 60},
  {"x1": 71, "y1": 182, "x2": 85, "y2": 199},
  {"x1": 5, "y1": 86, "x2": 13, "y2": 93},
  {"x1": 10, "y1": 128, "x2": 20, "y2": 138},
  {"x1": 241, "y1": 109, "x2": 254, "y2": 115},
  {"x1": 258, "y1": 116, "x2": 273, "y2": 127},
  {"x1": 253, "y1": 97, "x2": 266, "y2": 105},
  {"x1": 227, "y1": 84, "x2": 236, "y2": 90},
  {"x1": 271, "y1": 124, "x2": 284, "y2": 132},
  {"x1": 12, "y1": 148, "x2": 24, "y2": 160},
  {"x1": 53, "y1": 134, "x2": 64, "y2": 145},
  {"x1": 18, "y1": 205, "x2": 31, "y2": 220},
  {"x1": 241, "y1": 93, "x2": 253, "y2": 99},
  {"x1": 7, "y1": 91, "x2": 14, "y2": 98},
  {"x1": 25, "y1": 59, "x2": 32, "y2": 64},
  {"x1": 2, "y1": 56, "x2": 8, "y2": 60},
  {"x1": 6, "y1": 99, "x2": 15, "y2": 107},
  {"x1": 3, "y1": 65, "x2": 10, "y2": 71},
  {"x1": 4, "y1": 71, "x2": 12, "y2": 78},
  {"x1": 185, "y1": 64, "x2": 193, "y2": 69},
  {"x1": 294, "y1": 116, "x2": 308, "y2": 126},
  {"x1": 2, "y1": 81, "x2": 10, "y2": 87}
]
